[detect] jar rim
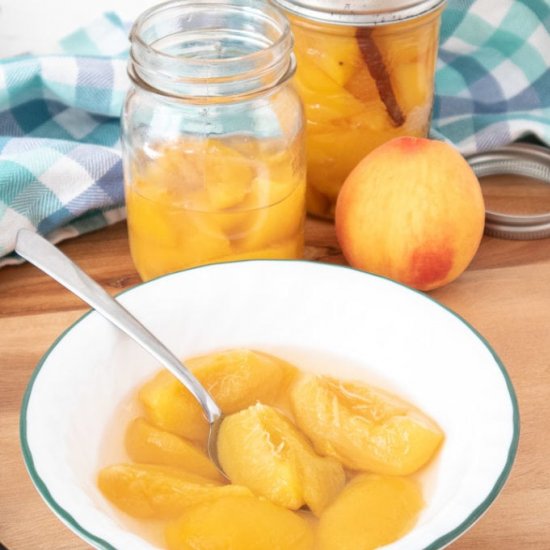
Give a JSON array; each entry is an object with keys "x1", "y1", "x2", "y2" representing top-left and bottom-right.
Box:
[
  {"x1": 128, "y1": 0, "x2": 294, "y2": 99},
  {"x1": 130, "y1": 0, "x2": 291, "y2": 66},
  {"x1": 271, "y1": 0, "x2": 446, "y2": 25}
]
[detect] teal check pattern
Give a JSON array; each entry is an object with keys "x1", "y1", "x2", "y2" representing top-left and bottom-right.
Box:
[
  {"x1": 0, "y1": 1, "x2": 549, "y2": 265},
  {"x1": 0, "y1": 13, "x2": 129, "y2": 266},
  {"x1": 433, "y1": 0, "x2": 550, "y2": 152}
]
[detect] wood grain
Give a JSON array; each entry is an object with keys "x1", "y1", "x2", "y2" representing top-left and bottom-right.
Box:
[{"x1": 1, "y1": 219, "x2": 550, "y2": 549}]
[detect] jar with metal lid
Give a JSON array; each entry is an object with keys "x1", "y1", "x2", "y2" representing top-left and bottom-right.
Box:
[
  {"x1": 271, "y1": 0, "x2": 446, "y2": 218},
  {"x1": 123, "y1": 0, "x2": 306, "y2": 281}
]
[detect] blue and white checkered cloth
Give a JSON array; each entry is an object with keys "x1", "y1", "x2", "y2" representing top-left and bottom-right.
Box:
[
  {"x1": 1, "y1": 1, "x2": 549, "y2": 266},
  {"x1": 433, "y1": 0, "x2": 550, "y2": 153},
  {"x1": 0, "y1": 13, "x2": 130, "y2": 266}
]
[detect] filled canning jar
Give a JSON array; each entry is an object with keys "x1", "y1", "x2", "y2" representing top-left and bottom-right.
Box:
[
  {"x1": 122, "y1": 0, "x2": 306, "y2": 281},
  {"x1": 271, "y1": 0, "x2": 446, "y2": 218}
]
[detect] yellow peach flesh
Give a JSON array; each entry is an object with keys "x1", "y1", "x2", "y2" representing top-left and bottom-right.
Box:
[
  {"x1": 317, "y1": 474, "x2": 424, "y2": 550},
  {"x1": 126, "y1": 137, "x2": 305, "y2": 280},
  {"x1": 217, "y1": 403, "x2": 345, "y2": 515},
  {"x1": 99, "y1": 349, "x2": 443, "y2": 548},
  {"x1": 290, "y1": 374, "x2": 444, "y2": 475},
  {"x1": 125, "y1": 418, "x2": 223, "y2": 482},
  {"x1": 289, "y1": 12, "x2": 442, "y2": 218},
  {"x1": 165, "y1": 494, "x2": 315, "y2": 550},
  {"x1": 97, "y1": 463, "x2": 250, "y2": 520},
  {"x1": 138, "y1": 349, "x2": 296, "y2": 445}
]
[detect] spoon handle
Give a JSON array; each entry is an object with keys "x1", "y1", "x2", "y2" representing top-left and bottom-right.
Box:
[{"x1": 15, "y1": 229, "x2": 221, "y2": 424}]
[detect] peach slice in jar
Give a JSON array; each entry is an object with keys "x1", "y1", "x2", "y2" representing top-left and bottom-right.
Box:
[
  {"x1": 317, "y1": 474, "x2": 424, "y2": 550},
  {"x1": 292, "y1": 18, "x2": 362, "y2": 88},
  {"x1": 217, "y1": 403, "x2": 345, "y2": 516},
  {"x1": 305, "y1": 107, "x2": 394, "y2": 203},
  {"x1": 165, "y1": 494, "x2": 315, "y2": 550},
  {"x1": 133, "y1": 138, "x2": 255, "y2": 212},
  {"x1": 127, "y1": 137, "x2": 292, "y2": 278},
  {"x1": 290, "y1": 375, "x2": 444, "y2": 475},
  {"x1": 291, "y1": 27, "x2": 367, "y2": 128},
  {"x1": 370, "y1": 15, "x2": 440, "y2": 116},
  {"x1": 139, "y1": 349, "x2": 297, "y2": 445},
  {"x1": 202, "y1": 139, "x2": 256, "y2": 210},
  {"x1": 292, "y1": 65, "x2": 367, "y2": 126},
  {"x1": 126, "y1": 189, "x2": 232, "y2": 281},
  {"x1": 231, "y1": 175, "x2": 306, "y2": 254}
]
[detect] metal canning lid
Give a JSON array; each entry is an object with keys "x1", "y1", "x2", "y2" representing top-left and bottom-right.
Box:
[
  {"x1": 466, "y1": 143, "x2": 550, "y2": 240},
  {"x1": 270, "y1": 0, "x2": 446, "y2": 25}
]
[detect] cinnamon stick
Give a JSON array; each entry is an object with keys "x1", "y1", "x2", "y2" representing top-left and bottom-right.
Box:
[{"x1": 356, "y1": 27, "x2": 405, "y2": 127}]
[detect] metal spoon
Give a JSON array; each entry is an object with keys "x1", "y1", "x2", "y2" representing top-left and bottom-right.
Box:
[{"x1": 15, "y1": 228, "x2": 225, "y2": 474}]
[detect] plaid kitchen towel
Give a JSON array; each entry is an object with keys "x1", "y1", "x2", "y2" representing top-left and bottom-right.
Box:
[
  {"x1": 433, "y1": 0, "x2": 550, "y2": 153},
  {"x1": 0, "y1": 1, "x2": 549, "y2": 266},
  {"x1": 0, "y1": 13, "x2": 130, "y2": 267}
]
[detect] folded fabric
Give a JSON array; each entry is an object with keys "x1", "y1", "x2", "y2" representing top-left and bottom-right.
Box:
[
  {"x1": 0, "y1": 1, "x2": 549, "y2": 267},
  {"x1": 433, "y1": 0, "x2": 550, "y2": 153},
  {"x1": 0, "y1": 13, "x2": 130, "y2": 267}
]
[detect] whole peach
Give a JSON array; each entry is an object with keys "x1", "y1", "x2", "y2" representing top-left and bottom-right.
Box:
[{"x1": 335, "y1": 137, "x2": 485, "y2": 291}]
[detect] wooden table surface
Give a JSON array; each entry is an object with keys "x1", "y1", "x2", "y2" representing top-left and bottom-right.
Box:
[{"x1": 1, "y1": 218, "x2": 549, "y2": 549}]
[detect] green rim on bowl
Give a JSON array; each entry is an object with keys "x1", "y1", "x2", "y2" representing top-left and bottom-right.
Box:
[{"x1": 20, "y1": 260, "x2": 520, "y2": 550}]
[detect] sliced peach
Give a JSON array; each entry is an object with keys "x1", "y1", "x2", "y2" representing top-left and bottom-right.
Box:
[
  {"x1": 306, "y1": 126, "x2": 382, "y2": 200},
  {"x1": 138, "y1": 369, "x2": 210, "y2": 444},
  {"x1": 392, "y1": 62, "x2": 434, "y2": 114},
  {"x1": 188, "y1": 349, "x2": 297, "y2": 413},
  {"x1": 126, "y1": 189, "x2": 232, "y2": 280},
  {"x1": 217, "y1": 403, "x2": 345, "y2": 515},
  {"x1": 233, "y1": 178, "x2": 306, "y2": 251},
  {"x1": 97, "y1": 463, "x2": 250, "y2": 520},
  {"x1": 139, "y1": 349, "x2": 297, "y2": 444},
  {"x1": 127, "y1": 231, "x2": 232, "y2": 282},
  {"x1": 290, "y1": 375, "x2": 444, "y2": 475},
  {"x1": 132, "y1": 141, "x2": 205, "y2": 207},
  {"x1": 351, "y1": 17, "x2": 438, "y2": 122},
  {"x1": 270, "y1": 86, "x2": 306, "y2": 140},
  {"x1": 133, "y1": 139, "x2": 254, "y2": 211},
  {"x1": 293, "y1": 21, "x2": 360, "y2": 86},
  {"x1": 125, "y1": 180, "x2": 180, "y2": 248},
  {"x1": 291, "y1": 56, "x2": 366, "y2": 125},
  {"x1": 344, "y1": 66, "x2": 379, "y2": 105},
  {"x1": 305, "y1": 104, "x2": 394, "y2": 204},
  {"x1": 210, "y1": 140, "x2": 305, "y2": 245},
  {"x1": 125, "y1": 418, "x2": 223, "y2": 482},
  {"x1": 298, "y1": 85, "x2": 366, "y2": 126},
  {"x1": 317, "y1": 474, "x2": 424, "y2": 550},
  {"x1": 165, "y1": 494, "x2": 315, "y2": 550},
  {"x1": 203, "y1": 140, "x2": 255, "y2": 210}
]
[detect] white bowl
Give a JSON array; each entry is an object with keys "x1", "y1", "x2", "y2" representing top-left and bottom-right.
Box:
[{"x1": 21, "y1": 260, "x2": 519, "y2": 549}]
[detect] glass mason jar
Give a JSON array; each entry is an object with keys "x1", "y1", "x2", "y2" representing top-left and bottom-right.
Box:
[
  {"x1": 271, "y1": 0, "x2": 446, "y2": 218},
  {"x1": 122, "y1": 0, "x2": 306, "y2": 281}
]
